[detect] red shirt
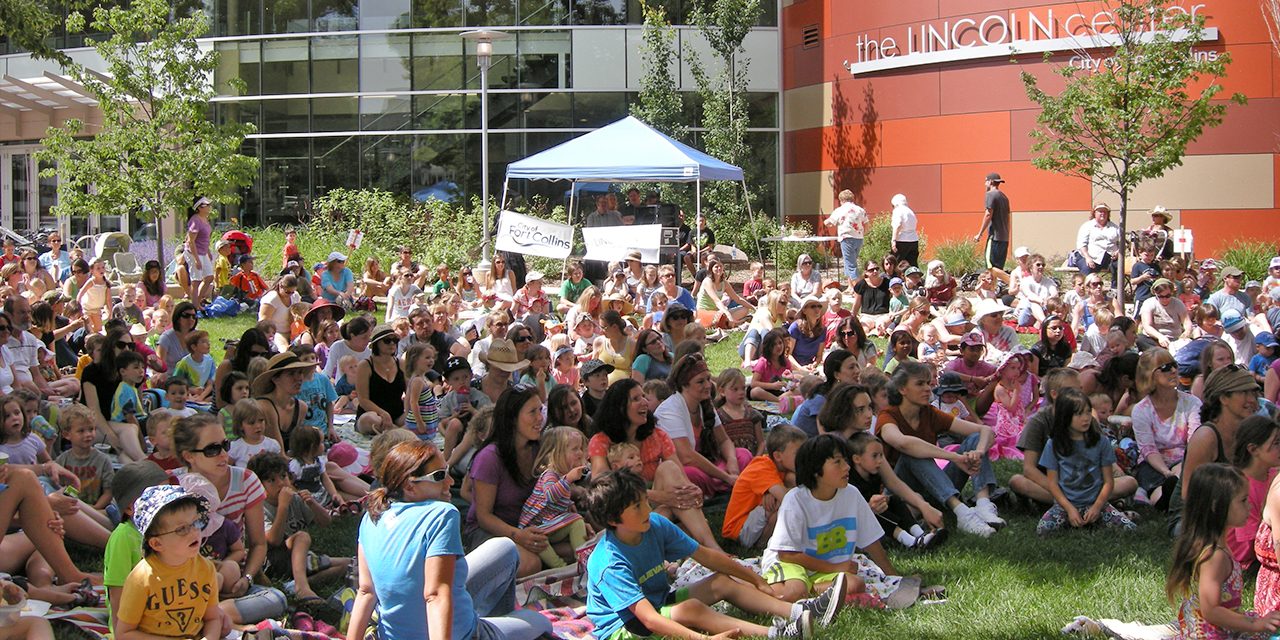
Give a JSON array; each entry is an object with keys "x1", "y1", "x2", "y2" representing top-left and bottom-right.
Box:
[{"x1": 231, "y1": 271, "x2": 268, "y2": 300}]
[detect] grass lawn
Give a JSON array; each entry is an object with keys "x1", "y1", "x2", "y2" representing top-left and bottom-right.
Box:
[{"x1": 54, "y1": 313, "x2": 1194, "y2": 639}]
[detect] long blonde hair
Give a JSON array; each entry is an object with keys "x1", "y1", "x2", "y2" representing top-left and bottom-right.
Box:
[{"x1": 532, "y1": 426, "x2": 585, "y2": 476}]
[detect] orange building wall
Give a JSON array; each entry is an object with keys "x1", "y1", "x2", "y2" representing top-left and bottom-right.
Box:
[{"x1": 782, "y1": 0, "x2": 1280, "y2": 259}]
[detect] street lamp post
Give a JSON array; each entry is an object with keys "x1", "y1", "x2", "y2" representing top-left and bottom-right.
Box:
[{"x1": 461, "y1": 29, "x2": 508, "y2": 266}]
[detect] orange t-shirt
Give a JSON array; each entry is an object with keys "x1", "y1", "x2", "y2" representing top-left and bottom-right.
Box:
[{"x1": 721, "y1": 455, "x2": 784, "y2": 541}]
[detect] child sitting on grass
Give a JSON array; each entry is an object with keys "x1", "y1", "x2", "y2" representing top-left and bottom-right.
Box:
[
  {"x1": 247, "y1": 451, "x2": 350, "y2": 607},
  {"x1": 115, "y1": 485, "x2": 222, "y2": 640},
  {"x1": 1037, "y1": 389, "x2": 1137, "y2": 535},
  {"x1": 228, "y1": 399, "x2": 281, "y2": 467},
  {"x1": 846, "y1": 432, "x2": 946, "y2": 550},
  {"x1": 162, "y1": 376, "x2": 199, "y2": 418},
  {"x1": 762, "y1": 434, "x2": 895, "y2": 604},
  {"x1": 722, "y1": 424, "x2": 805, "y2": 548},
  {"x1": 174, "y1": 330, "x2": 216, "y2": 403},
  {"x1": 103, "y1": 461, "x2": 172, "y2": 631},
  {"x1": 1168, "y1": 464, "x2": 1280, "y2": 638},
  {"x1": 53, "y1": 404, "x2": 116, "y2": 526},
  {"x1": 585, "y1": 468, "x2": 842, "y2": 640},
  {"x1": 144, "y1": 409, "x2": 181, "y2": 471}
]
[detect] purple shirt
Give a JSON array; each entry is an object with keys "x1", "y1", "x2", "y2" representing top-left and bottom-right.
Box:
[
  {"x1": 945, "y1": 358, "x2": 997, "y2": 397},
  {"x1": 187, "y1": 214, "x2": 212, "y2": 255},
  {"x1": 464, "y1": 443, "x2": 536, "y2": 534}
]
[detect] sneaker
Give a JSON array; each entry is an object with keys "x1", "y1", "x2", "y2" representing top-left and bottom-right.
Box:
[
  {"x1": 797, "y1": 572, "x2": 847, "y2": 627},
  {"x1": 975, "y1": 501, "x2": 1006, "y2": 529},
  {"x1": 957, "y1": 509, "x2": 996, "y2": 537},
  {"x1": 770, "y1": 609, "x2": 812, "y2": 639},
  {"x1": 916, "y1": 528, "x2": 949, "y2": 551}
]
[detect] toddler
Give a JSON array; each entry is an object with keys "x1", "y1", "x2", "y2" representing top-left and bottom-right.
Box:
[
  {"x1": 228, "y1": 399, "x2": 281, "y2": 467},
  {"x1": 715, "y1": 369, "x2": 766, "y2": 456},
  {"x1": 177, "y1": 474, "x2": 249, "y2": 598},
  {"x1": 519, "y1": 427, "x2": 590, "y2": 569},
  {"x1": 403, "y1": 343, "x2": 442, "y2": 446},
  {"x1": 931, "y1": 373, "x2": 971, "y2": 420},
  {"x1": 111, "y1": 286, "x2": 144, "y2": 325},
  {"x1": 54, "y1": 404, "x2": 116, "y2": 525},
  {"x1": 520, "y1": 344, "x2": 555, "y2": 401},
  {"x1": 606, "y1": 442, "x2": 643, "y2": 474},
  {"x1": 162, "y1": 376, "x2": 199, "y2": 418},
  {"x1": 145, "y1": 409, "x2": 181, "y2": 471},
  {"x1": 551, "y1": 346, "x2": 579, "y2": 390},
  {"x1": 333, "y1": 354, "x2": 359, "y2": 414}
]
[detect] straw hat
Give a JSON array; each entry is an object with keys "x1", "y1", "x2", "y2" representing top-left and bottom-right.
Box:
[
  {"x1": 485, "y1": 338, "x2": 529, "y2": 373},
  {"x1": 971, "y1": 298, "x2": 1011, "y2": 320},
  {"x1": 800, "y1": 295, "x2": 827, "y2": 314},
  {"x1": 253, "y1": 352, "x2": 317, "y2": 396},
  {"x1": 603, "y1": 292, "x2": 635, "y2": 316}
]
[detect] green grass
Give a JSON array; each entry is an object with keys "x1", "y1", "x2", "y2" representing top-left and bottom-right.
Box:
[{"x1": 54, "y1": 318, "x2": 1189, "y2": 639}]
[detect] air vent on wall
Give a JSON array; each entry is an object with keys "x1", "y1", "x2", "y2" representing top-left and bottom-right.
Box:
[{"x1": 802, "y1": 24, "x2": 820, "y2": 49}]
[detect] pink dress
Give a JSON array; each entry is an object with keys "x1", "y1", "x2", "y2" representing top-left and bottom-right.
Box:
[
  {"x1": 1179, "y1": 547, "x2": 1268, "y2": 639},
  {"x1": 982, "y1": 382, "x2": 1026, "y2": 461},
  {"x1": 1254, "y1": 520, "x2": 1279, "y2": 616}
]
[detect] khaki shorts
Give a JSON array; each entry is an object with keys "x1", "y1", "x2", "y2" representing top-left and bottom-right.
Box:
[{"x1": 736, "y1": 505, "x2": 770, "y2": 548}]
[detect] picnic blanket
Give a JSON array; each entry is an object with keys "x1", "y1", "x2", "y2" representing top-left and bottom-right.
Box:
[{"x1": 1062, "y1": 616, "x2": 1177, "y2": 640}]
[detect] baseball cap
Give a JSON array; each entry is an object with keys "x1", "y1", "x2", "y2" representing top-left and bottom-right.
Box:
[
  {"x1": 1256, "y1": 332, "x2": 1279, "y2": 349},
  {"x1": 1013, "y1": 247, "x2": 1030, "y2": 259},
  {"x1": 1246, "y1": 280, "x2": 1262, "y2": 289},
  {"x1": 580, "y1": 358, "x2": 615, "y2": 379},
  {"x1": 443, "y1": 356, "x2": 471, "y2": 378},
  {"x1": 985, "y1": 172, "x2": 1004, "y2": 183},
  {"x1": 945, "y1": 313, "x2": 969, "y2": 327},
  {"x1": 1220, "y1": 266, "x2": 1245, "y2": 279},
  {"x1": 960, "y1": 331, "x2": 985, "y2": 347},
  {"x1": 889, "y1": 277, "x2": 904, "y2": 288},
  {"x1": 903, "y1": 266, "x2": 922, "y2": 278},
  {"x1": 238, "y1": 254, "x2": 255, "y2": 266},
  {"x1": 1270, "y1": 257, "x2": 1280, "y2": 270},
  {"x1": 111, "y1": 461, "x2": 171, "y2": 516}
]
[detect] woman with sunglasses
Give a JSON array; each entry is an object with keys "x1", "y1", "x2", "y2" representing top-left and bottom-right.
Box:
[
  {"x1": 156, "y1": 301, "x2": 200, "y2": 374},
  {"x1": 790, "y1": 254, "x2": 822, "y2": 300},
  {"x1": 631, "y1": 328, "x2": 673, "y2": 383},
  {"x1": 1139, "y1": 278, "x2": 1193, "y2": 351},
  {"x1": 595, "y1": 310, "x2": 635, "y2": 385},
  {"x1": 214, "y1": 328, "x2": 274, "y2": 410},
  {"x1": 827, "y1": 315, "x2": 880, "y2": 371},
  {"x1": 354, "y1": 325, "x2": 406, "y2": 436},
  {"x1": 1130, "y1": 348, "x2": 1202, "y2": 510},
  {"x1": 60, "y1": 258, "x2": 90, "y2": 301},
  {"x1": 350, "y1": 440, "x2": 552, "y2": 640},
  {"x1": 19, "y1": 249, "x2": 54, "y2": 300},
  {"x1": 172, "y1": 413, "x2": 269, "y2": 586},
  {"x1": 482, "y1": 254, "x2": 517, "y2": 312},
  {"x1": 78, "y1": 325, "x2": 148, "y2": 462},
  {"x1": 38, "y1": 231, "x2": 71, "y2": 283}
]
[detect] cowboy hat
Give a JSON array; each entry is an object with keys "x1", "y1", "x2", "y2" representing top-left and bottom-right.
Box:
[
  {"x1": 252, "y1": 352, "x2": 317, "y2": 396},
  {"x1": 485, "y1": 338, "x2": 530, "y2": 373},
  {"x1": 602, "y1": 292, "x2": 635, "y2": 316}
]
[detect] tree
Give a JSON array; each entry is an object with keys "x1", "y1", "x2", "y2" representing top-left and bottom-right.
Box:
[
  {"x1": 1019, "y1": 0, "x2": 1245, "y2": 310},
  {"x1": 688, "y1": 0, "x2": 762, "y2": 254},
  {"x1": 630, "y1": 2, "x2": 686, "y2": 142},
  {"x1": 38, "y1": 0, "x2": 259, "y2": 267}
]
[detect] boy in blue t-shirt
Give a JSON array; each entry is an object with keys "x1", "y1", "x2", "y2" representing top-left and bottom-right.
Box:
[
  {"x1": 584, "y1": 469, "x2": 841, "y2": 640},
  {"x1": 290, "y1": 345, "x2": 338, "y2": 440},
  {"x1": 111, "y1": 351, "x2": 150, "y2": 427},
  {"x1": 1249, "y1": 331, "x2": 1278, "y2": 384}
]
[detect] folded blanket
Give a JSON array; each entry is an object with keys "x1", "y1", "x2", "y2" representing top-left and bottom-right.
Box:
[{"x1": 1062, "y1": 615, "x2": 1177, "y2": 640}]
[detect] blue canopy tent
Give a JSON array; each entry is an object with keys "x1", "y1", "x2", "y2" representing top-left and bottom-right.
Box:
[{"x1": 502, "y1": 116, "x2": 758, "y2": 259}]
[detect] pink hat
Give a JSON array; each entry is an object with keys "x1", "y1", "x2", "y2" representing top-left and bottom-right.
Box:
[{"x1": 328, "y1": 442, "x2": 359, "y2": 468}]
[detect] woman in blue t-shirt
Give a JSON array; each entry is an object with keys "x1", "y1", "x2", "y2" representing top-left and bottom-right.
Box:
[
  {"x1": 319, "y1": 251, "x2": 355, "y2": 305},
  {"x1": 351, "y1": 440, "x2": 552, "y2": 640}
]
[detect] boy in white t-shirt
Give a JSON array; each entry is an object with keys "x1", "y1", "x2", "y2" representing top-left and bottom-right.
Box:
[{"x1": 762, "y1": 434, "x2": 896, "y2": 605}]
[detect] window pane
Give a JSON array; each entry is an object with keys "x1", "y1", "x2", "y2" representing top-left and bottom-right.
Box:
[
  {"x1": 262, "y1": 0, "x2": 308, "y2": 33},
  {"x1": 572, "y1": 92, "x2": 626, "y2": 127},
  {"x1": 521, "y1": 92, "x2": 571, "y2": 128},
  {"x1": 314, "y1": 137, "x2": 361, "y2": 197},
  {"x1": 517, "y1": 31, "x2": 569, "y2": 88},
  {"x1": 466, "y1": 0, "x2": 515, "y2": 27},
  {"x1": 262, "y1": 40, "x2": 309, "y2": 94},
  {"x1": 312, "y1": 96, "x2": 359, "y2": 132},
  {"x1": 262, "y1": 138, "x2": 311, "y2": 223},
  {"x1": 215, "y1": 0, "x2": 259, "y2": 36},
  {"x1": 413, "y1": 0, "x2": 464, "y2": 27},
  {"x1": 312, "y1": 0, "x2": 359, "y2": 31},
  {"x1": 361, "y1": 95, "x2": 412, "y2": 131},
  {"x1": 413, "y1": 94, "x2": 476, "y2": 131},
  {"x1": 361, "y1": 0, "x2": 411, "y2": 29},
  {"x1": 362, "y1": 135, "x2": 414, "y2": 194},
  {"x1": 519, "y1": 0, "x2": 568, "y2": 25},
  {"x1": 360, "y1": 35, "x2": 411, "y2": 93},
  {"x1": 412, "y1": 34, "x2": 466, "y2": 91},
  {"x1": 215, "y1": 41, "x2": 260, "y2": 97},
  {"x1": 262, "y1": 98, "x2": 310, "y2": 133},
  {"x1": 574, "y1": 0, "x2": 627, "y2": 25},
  {"x1": 747, "y1": 92, "x2": 777, "y2": 128},
  {"x1": 312, "y1": 36, "x2": 359, "y2": 93}
]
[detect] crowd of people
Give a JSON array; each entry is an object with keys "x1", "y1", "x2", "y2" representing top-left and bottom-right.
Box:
[{"x1": 4, "y1": 188, "x2": 1280, "y2": 640}]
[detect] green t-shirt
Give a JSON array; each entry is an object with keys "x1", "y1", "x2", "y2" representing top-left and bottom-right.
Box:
[
  {"x1": 560, "y1": 278, "x2": 590, "y2": 305},
  {"x1": 888, "y1": 294, "x2": 911, "y2": 314},
  {"x1": 104, "y1": 521, "x2": 144, "y2": 630},
  {"x1": 432, "y1": 279, "x2": 451, "y2": 296}
]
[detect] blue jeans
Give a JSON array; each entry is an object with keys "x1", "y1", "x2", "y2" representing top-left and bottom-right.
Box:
[
  {"x1": 1071, "y1": 250, "x2": 1117, "y2": 280},
  {"x1": 466, "y1": 538, "x2": 553, "y2": 640},
  {"x1": 893, "y1": 432, "x2": 997, "y2": 504},
  {"x1": 737, "y1": 327, "x2": 762, "y2": 359},
  {"x1": 841, "y1": 237, "x2": 864, "y2": 281}
]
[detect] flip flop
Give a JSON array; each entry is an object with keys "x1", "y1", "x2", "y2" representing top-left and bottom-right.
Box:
[{"x1": 884, "y1": 575, "x2": 921, "y2": 610}]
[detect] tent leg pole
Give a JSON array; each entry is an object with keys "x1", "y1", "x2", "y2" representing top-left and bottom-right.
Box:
[
  {"x1": 695, "y1": 181, "x2": 702, "y2": 285},
  {"x1": 565, "y1": 180, "x2": 577, "y2": 280},
  {"x1": 742, "y1": 179, "x2": 761, "y2": 262}
]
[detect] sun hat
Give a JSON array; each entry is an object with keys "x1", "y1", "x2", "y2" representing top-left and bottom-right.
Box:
[
  {"x1": 1255, "y1": 332, "x2": 1279, "y2": 349},
  {"x1": 1093, "y1": 203, "x2": 1111, "y2": 213},
  {"x1": 1068, "y1": 352, "x2": 1100, "y2": 370},
  {"x1": 485, "y1": 338, "x2": 529, "y2": 373},
  {"x1": 580, "y1": 358, "x2": 615, "y2": 379},
  {"x1": 443, "y1": 356, "x2": 471, "y2": 378},
  {"x1": 665, "y1": 303, "x2": 693, "y2": 321},
  {"x1": 1150, "y1": 206, "x2": 1171, "y2": 222},
  {"x1": 328, "y1": 441, "x2": 359, "y2": 469},
  {"x1": 370, "y1": 324, "x2": 398, "y2": 346},
  {"x1": 1203, "y1": 365, "x2": 1260, "y2": 399},
  {"x1": 625, "y1": 250, "x2": 643, "y2": 262},
  {"x1": 985, "y1": 172, "x2": 1004, "y2": 183},
  {"x1": 214, "y1": 239, "x2": 231, "y2": 251},
  {"x1": 945, "y1": 312, "x2": 969, "y2": 327},
  {"x1": 971, "y1": 298, "x2": 1011, "y2": 319},
  {"x1": 194, "y1": 196, "x2": 213, "y2": 208},
  {"x1": 525, "y1": 270, "x2": 544, "y2": 283},
  {"x1": 178, "y1": 474, "x2": 225, "y2": 537},
  {"x1": 326, "y1": 251, "x2": 347, "y2": 264},
  {"x1": 1152, "y1": 278, "x2": 1175, "y2": 293},
  {"x1": 111, "y1": 461, "x2": 171, "y2": 516},
  {"x1": 130, "y1": 323, "x2": 151, "y2": 338},
  {"x1": 133, "y1": 485, "x2": 208, "y2": 539},
  {"x1": 252, "y1": 352, "x2": 318, "y2": 396},
  {"x1": 960, "y1": 331, "x2": 985, "y2": 348},
  {"x1": 800, "y1": 295, "x2": 827, "y2": 313},
  {"x1": 602, "y1": 292, "x2": 635, "y2": 316},
  {"x1": 303, "y1": 298, "x2": 346, "y2": 326},
  {"x1": 1220, "y1": 309, "x2": 1248, "y2": 334},
  {"x1": 933, "y1": 372, "x2": 968, "y2": 397}
]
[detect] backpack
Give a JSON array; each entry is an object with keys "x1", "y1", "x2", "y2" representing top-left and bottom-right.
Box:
[
  {"x1": 201, "y1": 296, "x2": 241, "y2": 319},
  {"x1": 1175, "y1": 337, "x2": 1218, "y2": 379}
]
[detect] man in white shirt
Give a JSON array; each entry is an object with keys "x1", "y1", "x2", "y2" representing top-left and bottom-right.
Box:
[
  {"x1": 4, "y1": 296, "x2": 78, "y2": 398},
  {"x1": 825, "y1": 189, "x2": 869, "y2": 286}
]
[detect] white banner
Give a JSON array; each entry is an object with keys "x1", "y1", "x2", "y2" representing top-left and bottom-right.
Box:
[
  {"x1": 494, "y1": 210, "x2": 574, "y2": 260},
  {"x1": 582, "y1": 224, "x2": 662, "y2": 263}
]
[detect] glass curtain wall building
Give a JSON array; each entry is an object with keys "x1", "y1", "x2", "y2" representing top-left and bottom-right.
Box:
[
  {"x1": 0, "y1": 0, "x2": 781, "y2": 230},
  {"x1": 208, "y1": 0, "x2": 783, "y2": 226}
]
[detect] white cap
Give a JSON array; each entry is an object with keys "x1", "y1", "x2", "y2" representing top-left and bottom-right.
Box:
[
  {"x1": 326, "y1": 251, "x2": 347, "y2": 263},
  {"x1": 1013, "y1": 247, "x2": 1030, "y2": 259},
  {"x1": 526, "y1": 270, "x2": 544, "y2": 282},
  {"x1": 1270, "y1": 257, "x2": 1280, "y2": 270}
]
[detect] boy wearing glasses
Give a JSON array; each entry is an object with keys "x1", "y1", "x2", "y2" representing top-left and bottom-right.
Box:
[
  {"x1": 246, "y1": 452, "x2": 349, "y2": 607},
  {"x1": 115, "y1": 485, "x2": 221, "y2": 640}
]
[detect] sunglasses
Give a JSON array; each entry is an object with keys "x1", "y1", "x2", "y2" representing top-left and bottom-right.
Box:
[
  {"x1": 377, "y1": 336, "x2": 398, "y2": 345},
  {"x1": 1155, "y1": 361, "x2": 1177, "y2": 373},
  {"x1": 840, "y1": 330, "x2": 858, "y2": 336},
  {"x1": 250, "y1": 347, "x2": 269, "y2": 356},
  {"x1": 152, "y1": 516, "x2": 209, "y2": 538},
  {"x1": 1088, "y1": 282, "x2": 1103, "y2": 287},
  {"x1": 410, "y1": 466, "x2": 451, "y2": 484},
  {"x1": 117, "y1": 341, "x2": 135, "y2": 350},
  {"x1": 1158, "y1": 293, "x2": 1173, "y2": 299},
  {"x1": 22, "y1": 257, "x2": 35, "y2": 262},
  {"x1": 866, "y1": 267, "x2": 880, "y2": 273},
  {"x1": 0, "y1": 325, "x2": 10, "y2": 333},
  {"x1": 195, "y1": 440, "x2": 231, "y2": 457},
  {"x1": 180, "y1": 313, "x2": 197, "y2": 319},
  {"x1": 514, "y1": 335, "x2": 533, "y2": 344},
  {"x1": 801, "y1": 261, "x2": 813, "y2": 266}
]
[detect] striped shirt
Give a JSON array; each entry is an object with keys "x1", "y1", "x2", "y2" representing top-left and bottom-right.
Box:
[{"x1": 173, "y1": 467, "x2": 265, "y2": 529}]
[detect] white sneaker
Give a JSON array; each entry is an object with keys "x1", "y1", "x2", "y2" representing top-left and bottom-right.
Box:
[
  {"x1": 975, "y1": 501, "x2": 1005, "y2": 529},
  {"x1": 957, "y1": 510, "x2": 996, "y2": 537}
]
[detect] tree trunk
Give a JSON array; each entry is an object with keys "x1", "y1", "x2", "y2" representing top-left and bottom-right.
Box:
[{"x1": 1116, "y1": 186, "x2": 1128, "y2": 315}]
